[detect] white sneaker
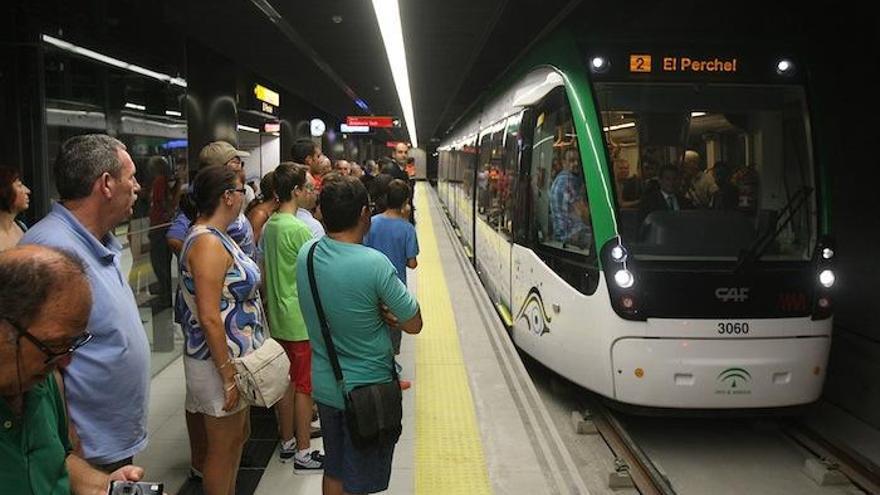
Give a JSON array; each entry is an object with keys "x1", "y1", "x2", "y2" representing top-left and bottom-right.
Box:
[
  {"x1": 278, "y1": 439, "x2": 297, "y2": 463},
  {"x1": 293, "y1": 449, "x2": 325, "y2": 474}
]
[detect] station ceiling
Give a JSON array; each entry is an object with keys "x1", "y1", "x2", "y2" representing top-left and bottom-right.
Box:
[{"x1": 182, "y1": 0, "x2": 581, "y2": 147}]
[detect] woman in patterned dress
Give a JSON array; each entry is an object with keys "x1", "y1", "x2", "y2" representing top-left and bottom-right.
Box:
[{"x1": 178, "y1": 165, "x2": 265, "y2": 495}]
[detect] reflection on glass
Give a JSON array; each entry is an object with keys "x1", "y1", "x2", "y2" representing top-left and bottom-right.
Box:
[
  {"x1": 44, "y1": 46, "x2": 188, "y2": 375},
  {"x1": 596, "y1": 83, "x2": 815, "y2": 261}
]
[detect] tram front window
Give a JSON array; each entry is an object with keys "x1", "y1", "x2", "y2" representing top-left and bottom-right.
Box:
[{"x1": 595, "y1": 83, "x2": 816, "y2": 261}]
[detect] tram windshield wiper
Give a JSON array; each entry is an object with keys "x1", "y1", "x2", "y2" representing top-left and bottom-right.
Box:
[{"x1": 733, "y1": 186, "x2": 813, "y2": 274}]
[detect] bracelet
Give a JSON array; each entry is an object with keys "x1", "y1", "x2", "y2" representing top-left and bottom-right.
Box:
[
  {"x1": 225, "y1": 383, "x2": 237, "y2": 392},
  {"x1": 218, "y1": 359, "x2": 234, "y2": 371}
]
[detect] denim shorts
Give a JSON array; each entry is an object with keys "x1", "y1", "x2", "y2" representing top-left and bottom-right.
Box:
[{"x1": 317, "y1": 402, "x2": 396, "y2": 494}]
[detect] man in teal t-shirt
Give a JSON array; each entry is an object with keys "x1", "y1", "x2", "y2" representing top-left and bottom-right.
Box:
[
  {"x1": 262, "y1": 163, "x2": 324, "y2": 472},
  {"x1": 296, "y1": 175, "x2": 422, "y2": 495}
]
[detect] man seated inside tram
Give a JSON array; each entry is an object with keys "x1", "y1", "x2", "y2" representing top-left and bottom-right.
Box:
[
  {"x1": 638, "y1": 164, "x2": 693, "y2": 223},
  {"x1": 549, "y1": 147, "x2": 592, "y2": 250}
]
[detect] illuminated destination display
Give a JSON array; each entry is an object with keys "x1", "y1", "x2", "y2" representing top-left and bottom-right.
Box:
[
  {"x1": 661, "y1": 57, "x2": 737, "y2": 73},
  {"x1": 628, "y1": 54, "x2": 738, "y2": 74}
]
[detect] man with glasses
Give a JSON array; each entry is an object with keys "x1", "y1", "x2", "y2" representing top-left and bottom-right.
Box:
[
  {"x1": 1, "y1": 245, "x2": 149, "y2": 493},
  {"x1": 21, "y1": 134, "x2": 152, "y2": 473}
]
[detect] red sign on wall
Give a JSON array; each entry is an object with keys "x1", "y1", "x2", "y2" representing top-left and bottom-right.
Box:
[
  {"x1": 386, "y1": 141, "x2": 407, "y2": 148},
  {"x1": 347, "y1": 116, "x2": 399, "y2": 128}
]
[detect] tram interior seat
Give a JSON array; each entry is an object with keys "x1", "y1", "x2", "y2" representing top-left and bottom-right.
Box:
[{"x1": 637, "y1": 210, "x2": 756, "y2": 257}]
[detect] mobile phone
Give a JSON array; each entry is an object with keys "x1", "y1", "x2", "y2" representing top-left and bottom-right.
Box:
[{"x1": 108, "y1": 480, "x2": 163, "y2": 495}]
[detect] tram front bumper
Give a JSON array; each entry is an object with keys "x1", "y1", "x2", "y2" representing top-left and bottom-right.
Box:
[{"x1": 610, "y1": 336, "x2": 830, "y2": 408}]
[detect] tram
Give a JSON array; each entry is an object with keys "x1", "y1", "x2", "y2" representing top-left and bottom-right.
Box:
[{"x1": 436, "y1": 29, "x2": 833, "y2": 408}]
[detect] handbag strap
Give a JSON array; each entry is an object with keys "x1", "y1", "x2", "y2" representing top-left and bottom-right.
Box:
[
  {"x1": 306, "y1": 240, "x2": 399, "y2": 392},
  {"x1": 307, "y1": 240, "x2": 346, "y2": 390}
]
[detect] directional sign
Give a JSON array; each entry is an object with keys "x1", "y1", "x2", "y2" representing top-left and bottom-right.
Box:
[{"x1": 347, "y1": 116, "x2": 400, "y2": 128}]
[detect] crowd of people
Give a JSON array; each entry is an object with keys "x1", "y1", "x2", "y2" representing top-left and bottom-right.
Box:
[{"x1": 0, "y1": 135, "x2": 422, "y2": 495}]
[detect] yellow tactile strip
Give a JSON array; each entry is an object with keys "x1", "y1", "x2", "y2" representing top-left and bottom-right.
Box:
[{"x1": 414, "y1": 183, "x2": 492, "y2": 494}]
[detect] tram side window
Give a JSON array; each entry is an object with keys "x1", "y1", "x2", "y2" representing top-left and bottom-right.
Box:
[
  {"x1": 528, "y1": 87, "x2": 598, "y2": 295},
  {"x1": 476, "y1": 131, "x2": 493, "y2": 216},
  {"x1": 498, "y1": 113, "x2": 522, "y2": 239},
  {"x1": 530, "y1": 89, "x2": 595, "y2": 256},
  {"x1": 461, "y1": 142, "x2": 476, "y2": 204}
]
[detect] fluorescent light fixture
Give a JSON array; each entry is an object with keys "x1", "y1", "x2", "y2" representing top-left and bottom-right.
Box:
[
  {"x1": 165, "y1": 110, "x2": 182, "y2": 117},
  {"x1": 124, "y1": 102, "x2": 146, "y2": 111},
  {"x1": 341, "y1": 123, "x2": 370, "y2": 133},
  {"x1": 691, "y1": 112, "x2": 707, "y2": 117},
  {"x1": 354, "y1": 98, "x2": 369, "y2": 111},
  {"x1": 603, "y1": 122, "x2": 636, "y2": 132},
  {"x1": 42, "y1": 34, "x2": 187, "y2": 88},
  {"x1": 371, "y1": 0, "x2": 418, "y2": 148},
  {"x1": 237, "y1": 124, "x2": 261, "y2": 133}
]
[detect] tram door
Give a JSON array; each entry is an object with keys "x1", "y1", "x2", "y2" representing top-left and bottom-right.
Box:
[{"x1": 473, "y1": 113, "x2": 522, "y2": 313}]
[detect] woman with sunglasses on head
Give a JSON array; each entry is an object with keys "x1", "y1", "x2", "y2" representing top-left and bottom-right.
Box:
[
  {"x1": 178, "y1": 165, "x2": 265, "y2": 495},
  {"x1": 0, "y1": 166, "x2": 32, "y2": 251}
]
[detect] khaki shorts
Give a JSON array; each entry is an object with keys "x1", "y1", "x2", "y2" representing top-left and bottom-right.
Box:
[{"x1": 184, "y1": 356, "x2": 248, "y2": 417}]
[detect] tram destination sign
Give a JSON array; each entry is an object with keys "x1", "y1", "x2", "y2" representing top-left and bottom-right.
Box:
[
  {"x1": 346, "y1": 116, "x2": 401, "y2": 128},
  {"x1": 587, "y1": 46, "x2": 803, "y2": 84}
]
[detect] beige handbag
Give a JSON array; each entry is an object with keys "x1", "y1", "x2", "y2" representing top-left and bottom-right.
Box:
[{"x1": 234, "y1": 338, "x2": 290, "y2": 408}]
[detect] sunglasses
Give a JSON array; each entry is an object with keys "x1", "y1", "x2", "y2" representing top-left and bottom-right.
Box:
[{"x1": 2, "y1": 317, "x2": 93, "y2": 364}]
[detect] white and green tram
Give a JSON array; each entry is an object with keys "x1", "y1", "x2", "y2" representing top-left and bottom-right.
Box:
[{"x1": 436, "y1": 31, "x2": 834, "y2": 409}]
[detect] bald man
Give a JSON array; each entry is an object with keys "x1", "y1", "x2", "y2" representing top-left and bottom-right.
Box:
[{"x1": 0, "y1": 245, "x2": 147, "y2": 494}]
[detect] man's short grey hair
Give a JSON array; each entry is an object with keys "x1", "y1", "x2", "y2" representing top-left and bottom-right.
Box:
[
  {"x1": 54, "y1": 134, "x2": 127, "y2": 200},
  {"x1": 0, "y1": 246, "x2": 88, "y2": 333}
]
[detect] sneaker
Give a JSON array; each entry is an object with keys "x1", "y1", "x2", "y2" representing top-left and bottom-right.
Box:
[
  {"x1": 293, "y1": 449, "x2": 325, "y2": 474},
  {"x1": 278, "y1": 439, "x2": 297, "y2": 463}
]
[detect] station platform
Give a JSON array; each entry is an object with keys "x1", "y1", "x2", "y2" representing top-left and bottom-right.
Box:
[{"x1": 137, "y1": 183, "x2": 589, "y2": 494}]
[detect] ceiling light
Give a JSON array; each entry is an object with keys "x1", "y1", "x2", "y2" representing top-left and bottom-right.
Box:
[
  {"x1": 691, "y1": 112, "x2": 707, "y2": 117},
  {"x1": 124, "y1": 102, "x2": 146, "y2": 111},
  {"x1": 332, "y1": 15, "x2": 343, "y2": 24},
  {"x1": 372, "y1": 0, "x2": 418, "y2": 148},
  {"x1": 237, "y1": 124, "x2": 260, "y2": 133},
  {"x1": 602, "y1": 122, "x2": 635, "y2": 132},
  {"x1": 42, "y1": 34, "x2": 186, "y2": 88},
  {"x1": 165, "y1": 110, "x2": 182, "y2": 117}
]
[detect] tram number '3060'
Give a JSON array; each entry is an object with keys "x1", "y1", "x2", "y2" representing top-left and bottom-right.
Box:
[{"x1": 717, "y1": 322, "x2": 750, "y2": 335}]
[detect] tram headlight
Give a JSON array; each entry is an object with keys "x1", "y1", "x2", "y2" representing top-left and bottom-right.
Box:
[
  {"x1": 614, "y1": 269, "x2": 634, "y2": 289},
  {"x1": 818, "y1": 269, "x2": 835, "y2": 288},
  {"x1": 610, "y1": 245, "x2": 627, "y2": 262},
  {"x1": 590, "y1": 56, "x2": 610, "y2": 74},
  {"x1": 822, "y1": 247, "x2": 834, "y2": 260},
  {"x1": 776, "y1": 59, "x2": 795, "y2": 76}
]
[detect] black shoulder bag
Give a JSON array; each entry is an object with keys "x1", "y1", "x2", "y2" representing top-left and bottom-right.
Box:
[{"x1": 307, "y1": 241, "x2": 403, "y2": 449}]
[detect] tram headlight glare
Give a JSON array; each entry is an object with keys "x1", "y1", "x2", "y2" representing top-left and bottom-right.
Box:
[
  {"x1": 776, "y1": 59, "x2": 795, "y2": 75},
  {"x1": 818, "y1": 269, "x2": 835, "y2": 288},
  {"x1": 591, "y1": 56, "x2": 610, "y2": 74},
  {"x1": 614, "y1": 269, "x2": 634, "y2": 289},
  {"x1": 611, "y1": 245, "x2": 626, "y2": 262},
  {"x1": 822, "y1": 247, "x2": 834, "y2": 260}
]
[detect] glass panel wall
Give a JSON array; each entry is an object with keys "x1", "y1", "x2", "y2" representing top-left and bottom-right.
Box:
[{"x1": 44, "y1": 43, "x2": 188, "y2": 376}]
